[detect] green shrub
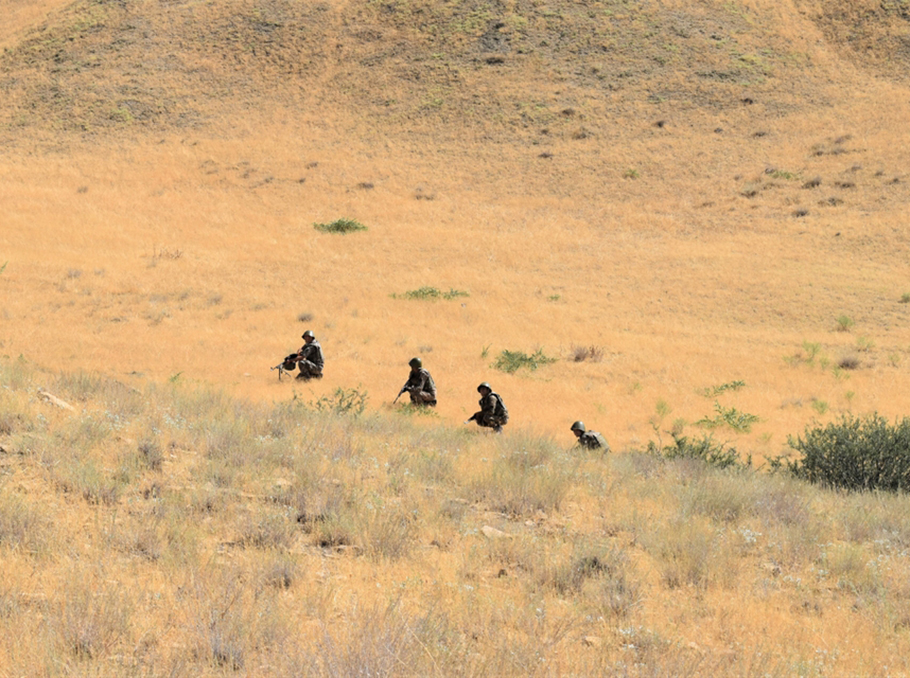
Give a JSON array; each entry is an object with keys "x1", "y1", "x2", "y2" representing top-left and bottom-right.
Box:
[
  {"x1": 697, "y1": 380, "x2": 745, "y2": 397},
  {"x1": 647, "y1": 433, "x2": 745, "y2": 470},
  {"x1": 695, "y1": 402, "x2": 760, "y2": 433},
  {"x1": 788, "y1": 414, "x2": 910, "y2": 491},
  {"x1": 313, "y1": 218, "x2": 367, "y2": 234},
  {"x1": 390, "y1": 286, "x2": 468, "y2": 300},
  {"x1": 312, "y1": 387, "x2": 368, "y2": 416},
  {"x1": 492, "y1": 348, "x2": 557, "y2": 373}
]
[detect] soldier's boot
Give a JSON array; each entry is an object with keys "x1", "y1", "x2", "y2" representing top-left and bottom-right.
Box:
[{"x1": 493, "y1": 425, "x2": 503, "y2": 434}]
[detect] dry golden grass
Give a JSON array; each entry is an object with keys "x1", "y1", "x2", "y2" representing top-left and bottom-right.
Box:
[
  {"x1": 2, "y1": 358, "x2": 910, "y2": 675},
  {"x1": 2, "y1": 0, "x2": 910, "y2": 673}
]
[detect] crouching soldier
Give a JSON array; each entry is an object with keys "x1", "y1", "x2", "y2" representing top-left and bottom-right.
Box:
[
  {"x1": 570, "y1": 421, "x2": 609, "y2": 451},
  {"x1": 399, "y1": 357, "x2": 437, "y2": 406},
  {"x1": 466, "y1": 382, "x2": 509, "y2": 433},
  {"x1": 294, "y1": 330, "x2": 324, "y2": 381}
]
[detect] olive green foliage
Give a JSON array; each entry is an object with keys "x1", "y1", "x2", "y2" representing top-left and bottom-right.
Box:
[
  {"x1": 697, "y1": 380, "x2": 745, "y2": 397},
  {"x1": 788, "y1": 414, "x2": 910, "y2": 491},
  {"x1": 313, "y1": 218, "x2": 367, "y2": 234},
  {"x1": 696, "y1": 402, "x2": 760, "y2": 433},
  {"x1": 493, "y1": 349, "x2": 557, "y2": 374},
  {"x1": 312, "y1": 387, "x2": 369, "y2": 416},
  {"x1": 647, "y1": 434, "x2": 747, "y2": 470},
  {"x1": 391, "y1": 286, "x2": 469, "y2": 300}
]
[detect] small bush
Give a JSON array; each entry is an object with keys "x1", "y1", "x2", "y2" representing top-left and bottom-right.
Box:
[
  {"x1": 313, "y1": 218, "x2": 367, "y2": 234},
  {"x1": 648, "y1": 433, "x2": 745, "y2": 470},
  {"x1": 493, "y1": 348, "x2": 557, "y2": 373},
  {"x1": 788, "y1": 414, "x2": 910, "y2": 491},
  {"x1": 900, "y1": 293, "x2": 910, "y2": 304},
  {"x1": 835, "y1": 315, "x2": 855, "y2": 332},
  {"x1": 695, "y1": 402, "x2": 760, "y2": 433},
  {"x1": 312, "y1": 387, "x2": 369, "y2": 416},
  {"x1": 391, "y1": 286, "x2": 468, "y2": 300},
  {"x1": 697, "y1": 380, "x2": 745, "y2": 397}
]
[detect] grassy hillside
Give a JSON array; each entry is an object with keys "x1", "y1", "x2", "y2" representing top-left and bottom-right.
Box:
[
  {"x1": 1, "y1": 2, "x2": 910, "y2": 670},
  {"x1": 1, "y1": 0, "x2": 906, "y2": 138},
  {"x1": 3, "y1": 356, "x2": 910, "y2": 675}
]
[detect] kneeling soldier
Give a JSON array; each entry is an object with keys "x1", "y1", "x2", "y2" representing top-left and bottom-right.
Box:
[
  {"x1": 399, "y1": 357, "x2": 437, "y2": 406},
  {"x1": 467, "y1": 382, "x2": 509, "y2": 433},
  {"x1": 294, "y1": 330, "x2": 324, "y2": 381},
  {"x1": 570, "y1": 421, "x2": 609, "y2": 451}
]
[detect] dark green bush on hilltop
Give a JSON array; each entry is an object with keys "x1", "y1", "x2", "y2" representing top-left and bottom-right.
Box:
[{"x1": 788, "y1": 414, "x2": 910, "y2": 492}]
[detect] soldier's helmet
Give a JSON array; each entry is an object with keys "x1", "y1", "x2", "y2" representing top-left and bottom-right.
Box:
[
  {"x1": 409, "y1": 357, "x2": 422, "y2": 369},
  {"x1": 302, "y1": 330, "x2": 315, "y2": 340},
  {"x1": 570, "y1": 421, "x2": 586, "y2": 432},
  {"x1": 477, "y1": 382, "x2": 492, "y2": 393}
]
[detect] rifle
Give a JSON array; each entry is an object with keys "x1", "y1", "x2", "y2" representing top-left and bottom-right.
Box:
[
  {"x1": 271, "y1": 355, "x2": 297, "y2": 381},
  {"x1": 393, "y1": 384, "x2": 409, "y2": 404},
  {"x1": 464, "y1": 413, "x2": 478, "y2": 424}
]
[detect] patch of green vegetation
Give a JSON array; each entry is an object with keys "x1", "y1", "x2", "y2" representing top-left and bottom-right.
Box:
[
  {"x1": 698, "y1": 380, "x2": 746, "y2": 398},
  {"x1": 696, "y1": 402, "x2": 760, "y2": 433},
  {"x1": 312, "y1": 387, "x2": 368, "y2": 416},
  {"x1": 769, "y1": 169, "x2": 800, "y2": 180},
  {"x1": 391, "y1": 287, "x2": 469, "y2": 301},
  {"x1": 109, "y1": 106, "x2": 133, "y2": 124},
  {"x1": 788, "y1": 414, "x2": 910, "y2": 491},
  {"x1": 647, "y1": 433, "x2": 747, "y2": 470},
  {"x1": 900, "y1": 293, "x2": 910, "y2": 304},
  {"x1": 835, "y1": 315, "x2": 854, "y2": 332},
  {"x1": 493, "y1": 349, "x2": 557, "y2": 374},
  {"x1": 313, "y1": 218, "x2": 368, "y2": 234},
  {"x1": 0, "y1": 262, "x2": 7, "y2": 275},
  {"x1": 623, "y1": 168, "x2": 640, "y2": 179}
]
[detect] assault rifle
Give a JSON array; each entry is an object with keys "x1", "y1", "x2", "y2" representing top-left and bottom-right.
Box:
[{"x1": 393, "y1": 384, "x2": 409, "y2": 404}]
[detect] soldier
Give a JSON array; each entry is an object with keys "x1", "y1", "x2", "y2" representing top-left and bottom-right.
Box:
[
  {"x1": 398, "y1": 357, "x2": 437, "y2": 406},
  {"x1": 570, "y1": 421, "x2": 609, "y2": 451},
  {"x1": 466, "y1": 382, "x2": 509, "y2": 433},
  {"x1": 293, "y1": 330, "x2": 324, "y2": 380}
]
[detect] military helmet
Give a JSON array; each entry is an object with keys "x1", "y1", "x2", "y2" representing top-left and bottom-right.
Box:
[
  {"x1": 302, "y1": 330, "x2": 315, "y2": 340},
  {"x1": 570, "y1": 421, "x2": 586, "y2": 432},
  {"x1": 477, "y1": 382, "x2": 492, "y2": 393},
  {"x1": 409, "y1": 357, "x2": 422, "y2": 369}
]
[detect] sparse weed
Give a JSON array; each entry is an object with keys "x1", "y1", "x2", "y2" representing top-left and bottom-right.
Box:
[
  {"x1": 312, "y1": 387, "x2": 369, "y2": 416},
  {"x1": 900, "y1": 293, "x2": 910, "y2": 304},
  {"x1": 0, "y1": 492, "x2": 52, "y2": 554},
  {"x1": 835, "y1": 315, "x2": 855, "y2": 332},
  {"x1": 313, "y1": 218, "x2": 367, "y2": 234},
  {"x1": 493, "y1": 348, "x2": 557, "y2": 373},
  {"x1": 698, "y1": 380, "x2": 745, "y2": 397},
  {"x1": 648, "y1": 433, "x2": 745, "y2": 470},
  {"x1": 695, "y1": 402, "x2": 760, "y2": 433},
  {"x1": 391, "y1": 286, "x2": 469, "y2": 300},
  {"x1": 856, "y1": 336, "x2": 875, "y2": 352},
  {"x1": 811, "y1": 399, "x2": 829, "y2": 415}
]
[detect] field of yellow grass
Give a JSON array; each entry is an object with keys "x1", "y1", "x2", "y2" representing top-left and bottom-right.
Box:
[{"x1": 2, "y1": 0, "x2": 910, "y2": 674}]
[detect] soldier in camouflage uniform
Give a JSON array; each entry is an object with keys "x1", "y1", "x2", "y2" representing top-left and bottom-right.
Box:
[
  {"x1": 400, "y1": 357, "x2": 437, "y2": 406},
  {"x1": 570, "y1": 421, "x2": 609, "y2": 451},
  {"x1": 293, "y1": 330, "x2": 324, "y2": 381},
  {"x1": 467, "y1": 382, "x2": 509, "y2": 433}
]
